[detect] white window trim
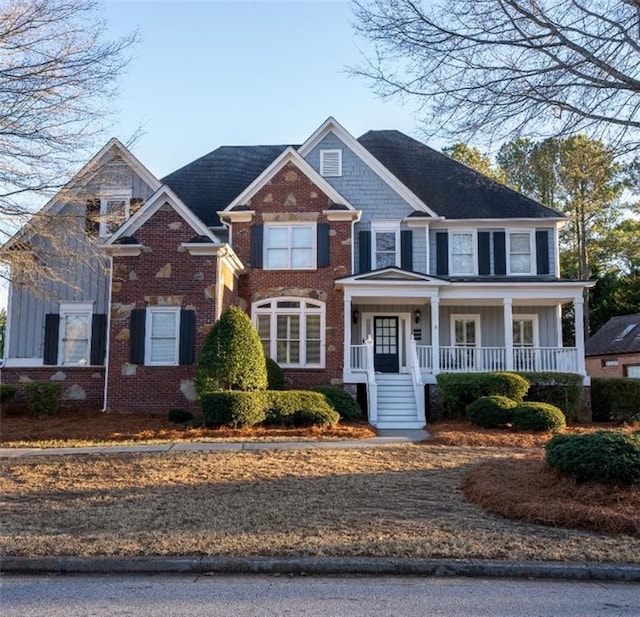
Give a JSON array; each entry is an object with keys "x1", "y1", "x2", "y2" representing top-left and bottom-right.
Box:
[
  {"x1": 319, "y1": 149, "x2": 342, "y2": 177},
  {"x1": 371, "y1": 221, "x2": 401, "y2": 270},
  {"x1": 450, "y1": 314, "x2": 481, "y2": 347},
  {"x1": 145, "y1": 307, "x2": 180, "y2": 366},
  {"x1": 264, "y1": 222, "x2": 317, "y2": 271},
  {"x1": 58, "y1": 302, "x2": 94, "y2": 366},
  {"x1": 507, "y1": 229, "x2": 536, "y2": 276},
  {"x1": 512, "y1": 314, "x2": 540, "y2": 348},
  {"x1": 99, "y1": 189, "x2": 132, "y2": 238},
  {"x1": 448, "y1": 230, "x2": 477, "y2": 276},
  {"x1": 253, "y1": 298, "x2": 326, "y2": 369}
]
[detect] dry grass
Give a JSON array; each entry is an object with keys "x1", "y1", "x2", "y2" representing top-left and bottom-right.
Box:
[
  {"x1": 1, "y1": 445, "x2": 639, "y2": 562},
  {"x1": 0, "y1": 407, "x2": 376, "y2": 448},
  {"x1": 462, "y1": 455, "x2": 640, "y2": 537}
]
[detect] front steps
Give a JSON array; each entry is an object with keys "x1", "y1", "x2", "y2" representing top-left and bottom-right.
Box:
[{"x1": 374, "y1": 373, "x2": 424, "y2": 429}]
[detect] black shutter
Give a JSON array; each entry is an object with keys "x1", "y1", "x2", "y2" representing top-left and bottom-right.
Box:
[
  {"x1": 43, "y1": 314, "x2": 60, "y2": 365},
  {"x1": 494, "y1": 231, "x2": 506, "y2": 275},
  {"x1": 85, "y1": 199, "x2": 100, "y2": 237},
  {"x1": 251, "y1": 225, "x2": 264, "y2": 268},
  {"x1": 179, "y1": 309, "x2": 196, "y2": 365},
  {"x1": 129, "y1": 308, "x2": 146, "y2": 364},
  {"x1": 90, "y1": 314, "x2": 107, "y2": 366},
  {"x1": 400, "y1": 230, "x2": 413, "y2": 271},
  {"x1": 478, "y1": 232, "x2": 491, "y2": 275},
  {"x1": 317, "y1": 223, "x2": 330, "y2": 268},
  {"x1": 436, "y1": 232, "x2": 449, "y2": 276},
  {"x1": 359, "y1": 230, "x2": 371, "y2": 273},
  {"x1": 536, "y1": 230, "x2": 550, "y2": 275}
]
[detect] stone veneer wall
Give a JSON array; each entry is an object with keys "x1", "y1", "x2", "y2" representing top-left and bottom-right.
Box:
[
  {"x1": 106, "y1": 204, "x2": 218, "y2": 413},
  {"x1": 232, "y1": 162, "x2": 352, "y2": 390},
  {"x1": 1, "y1": 367, "x2": 105, "y2": 408}
]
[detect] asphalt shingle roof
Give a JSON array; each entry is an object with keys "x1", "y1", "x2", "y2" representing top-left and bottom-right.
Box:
[
  {"x1": 585, "y1": 313, "x2": 640, "y2": 356},
  {"x1": 162, "y1": 145, "x2": 292, "y2": 227},
  {"x1": 357, "y1": 130, "x2": 564, "y2": 220}
]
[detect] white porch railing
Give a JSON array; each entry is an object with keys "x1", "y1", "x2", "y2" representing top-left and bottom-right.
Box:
[
  {"x1": 364, "y1": 335, "x2": 377, "y2": 425},
  {"x1": 349, "y1": 345, "x2": 579, "y2": 374}
]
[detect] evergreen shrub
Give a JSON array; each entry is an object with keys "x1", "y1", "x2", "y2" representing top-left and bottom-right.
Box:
[
  {"x1": 518, "y1": 372, "x2": 584, "y2": 421},
  {"x1": 591, "y1": 378, "x2": 640, "y2": 423},
  {"x1": 466, "y1": 395, "x2": 517, "y2": 428},
  {"x1": 23, "y1": 381, "x2": 62, "y2": 417},
  {"x1": 313, "y1": 386, "x2": 362, "y2": 420},
  {"x1": 512, "y1": 401, "x2": 566, "y2": 433}
]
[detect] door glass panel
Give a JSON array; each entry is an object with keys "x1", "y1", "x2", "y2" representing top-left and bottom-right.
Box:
[{"x1": 375, "y1": 318, "x2": 397, "y2": 354}]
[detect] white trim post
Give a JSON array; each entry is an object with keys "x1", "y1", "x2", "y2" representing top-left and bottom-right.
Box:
[
  {"x1": 431, "y1": 297, "x2": 440, "y2": 374},
  {"x1": 574, "y1": 295, "x2": 586, "y2": 375},
  {"x1": 503, "y1": 297, "x2": 513, "y2": 371},
  {"x1": 344, "y1": 295, "x2": 352, "y2": 378}
]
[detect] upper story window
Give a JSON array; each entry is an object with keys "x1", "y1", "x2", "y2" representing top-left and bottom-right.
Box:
[
  {"x1": 450, "y1": 231, "x2": 476, "y2": 275},
  {"x1": 508, "y1": 231, "x2": 534, "y2": 275},
  {"x1": 145, "y1": 307, "x2": 180, "y2": 366},
  {"x1": 58, "y1": 303, "x2": 93, "y2": 366},
  {"x1": 371, "y1": 222, "x2": 400, "y2": 269},
  {"x1": 264, "y1": 223, "x2": 316, "y2": 270},
  {"x1": 100, "y1": 190, "x2": 132, "y2": 237},
  {"x1": 254, "y1": 298, "x2": 325, "y2": 368},
  {"x1": 320, "y1": 149, "x2": 342, "y2": 177}
]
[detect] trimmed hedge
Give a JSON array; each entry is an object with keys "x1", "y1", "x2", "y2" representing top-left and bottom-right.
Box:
[
  {"x1": 168, "y1": 408, "x2": 194, "y2": 424},
  {"x1": 466, "y1": 395, "x2": 517, "y2": 428},
  {"x1": 518, "y1": 372, "x2": 584, "y2": 422},
  {"x1": 200, "y1": 390, "x2": 338, "y2": 428},
  {"x1": 546, "y1": 431, "x2": 640, "y2": 485},
  {"x1": 436, "y1": 372, "x2": 529, "y2": 418},
  {"x1": 313, "y1": 386, "x2": 362, "y2": 421},
  {"x1": 23, "y1": 381, "x2": 62, "y2": 417},
  {"x1": 512, "y1": 402, "x2": 566, "y2": 433},
  {"x1": 0, "y1": 384, "x2": 16, "y2": 404},
  {"x1": 591, "y1": 378, "x2": 640, "y2": 423},
  {"x1": 266, "y1": 358, "x2": 285, "y2": 390}
]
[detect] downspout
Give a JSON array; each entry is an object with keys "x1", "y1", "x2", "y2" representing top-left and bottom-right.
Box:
[{"x1": 101, "y1": 255, "x2": 114, "y2": 412}]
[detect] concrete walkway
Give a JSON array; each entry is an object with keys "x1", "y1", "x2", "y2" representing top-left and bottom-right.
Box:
[{"x1": 0, "y1": 428, "x2": 430, "y2": 458}]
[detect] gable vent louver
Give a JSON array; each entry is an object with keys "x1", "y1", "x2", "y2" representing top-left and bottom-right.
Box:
[{"x1": 320, "y1": 149, "x2": 342, "y2": 177}]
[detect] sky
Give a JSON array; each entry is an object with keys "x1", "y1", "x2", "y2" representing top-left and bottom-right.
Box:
[{"x1": 102, "y1": 0, "x2": 431, "y2": 179}]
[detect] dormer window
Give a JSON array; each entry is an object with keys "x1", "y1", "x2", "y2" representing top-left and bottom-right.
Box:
[
  {"x1": 320, "y1": 149, "x2": 342, "y2": 177},
  {"x1": 100, "y1": 190, "x2": 132, "y2": 237}
]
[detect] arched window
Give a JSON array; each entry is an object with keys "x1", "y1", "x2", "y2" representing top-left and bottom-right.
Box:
[{"x1": 253, "y1": 298, "x2": 325, "y2": 368}]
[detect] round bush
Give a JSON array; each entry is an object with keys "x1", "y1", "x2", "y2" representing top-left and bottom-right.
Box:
[
  {"x1": 313, "y1": 386, "x2": 362, "y2": 421},
  {"x1": 168, "y1": 408, "x2": 194, "y2": 424},
  {"x1": 293, "y1": 408, "x2": 340, "y2": 428},
  {"x1": 546, "y1": 431, "x2": 640, "y2": 485},
  {"x1": 466, "y1": 395, "x2": 517, "y2": 428},
  {"x1": 266, "y1": 358, "x2": 285, "y2": 390},
  {"x1": 201, "y1": 391, "x2": 267, "y2": 428},
  {"x1": 512, "y1": 402, "x2": 566, "y2": 433}
]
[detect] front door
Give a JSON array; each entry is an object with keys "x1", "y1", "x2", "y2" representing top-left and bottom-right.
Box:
[{"x1": 374, "y1": 316, "x2": 399, "y2": 373}]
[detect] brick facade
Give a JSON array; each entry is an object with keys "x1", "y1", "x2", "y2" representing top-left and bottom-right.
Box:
[
  {"x1": 106, "y1": 204, "x2": 218, "y2": 413},
  {"x1": 586, "y1": 353, "x2": 640, "y2": 378},
  {"x1": 232, "y1": 162, "x2": 352, "y2": 389},
  {"x1": 1, "y1": 367, "x2": 105, "y2": 408}
]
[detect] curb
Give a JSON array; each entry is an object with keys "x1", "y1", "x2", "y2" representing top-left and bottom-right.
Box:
[{"x1": 2, "y1": 556, "x2": 639, "y2": 581}]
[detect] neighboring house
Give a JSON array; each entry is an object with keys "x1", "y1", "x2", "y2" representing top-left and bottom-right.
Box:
[
  {"x1": 586, "y1": 314, "x2": 640, "y2": 379},
  {"x1": 1, "y1": 118, "x2": 593, "y2": 428}
]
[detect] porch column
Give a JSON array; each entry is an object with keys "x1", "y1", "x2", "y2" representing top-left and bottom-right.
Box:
[
  {"x1": 556, "y1": 303, "x2": 564, "y2": 347},
  {"x1": 574, "y1": 295, "x2": 586, "y2": 375},
  {"x1": 503, "y1": 297, "x2": 513, "y2": 371},
  {"x1": 343, "y1": 295, "x2": 352, "y2": 376},
  {"x1": 431, "y1": 297, "x2": 440, "y2": 374}
]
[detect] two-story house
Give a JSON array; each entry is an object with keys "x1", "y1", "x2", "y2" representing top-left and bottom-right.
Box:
[{"x1": 1, "y1": 118, "x2": 591, "y2": 428}]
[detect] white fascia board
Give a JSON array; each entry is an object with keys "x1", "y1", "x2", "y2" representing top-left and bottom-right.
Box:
[
  {"x1": 218, "y1": 210, "x2": 255, "y2": 224},
  {"x1": 2, "y1": 358, "x2": 45, "y2": 367},
  {"x1": 105, "y1": 185, "x2": 220, "y2": 245},
  {"x1": 105, "y1": 245, "x2": 144, "y2": 257},
  {"x1": 322, "y1": 209, "x2": 362, "y2": 222},
  {"x1": 298, "y1": 117, "x2": 439, "y2": 218},
  {"x1": 433, "y1": 218, "x2": 567, "y2": 227},
  {"x1": 1, "y1": 139, "x2": 161, "y2": 252},
  {"x1": 223, "y1": 147, "x2": 356, "y2": 212}
]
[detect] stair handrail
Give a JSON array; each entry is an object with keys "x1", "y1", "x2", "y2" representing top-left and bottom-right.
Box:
[
  {"x1": 364, "y1": 335, "x2": 377, "y2": 426},
  {"x1": 409, "y1": 336, "x2": 426, "y2": 426}
]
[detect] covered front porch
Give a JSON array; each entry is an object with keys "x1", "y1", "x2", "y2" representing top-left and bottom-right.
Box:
[{"x1": 336, "y1": 269, "x2": 590, "y2": 428}]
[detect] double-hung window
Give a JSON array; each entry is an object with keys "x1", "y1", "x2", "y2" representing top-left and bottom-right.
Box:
[
  {"x1": 145, "y1": 308, "x2": 180, "y2": 366},
  {"x1": 58, "y1": 303, "x2": 93, "y2": 366},
  {"x1": 254, "y1": 298, "x2": 324, "y2": 368},
  {"x1": 264, "y1": 224, "x2": 316, "y2": 270},
  {"x1": 450, "y1": 231, "x2": 476, "y2": 275},
  {"x1": 512, "y1": 315, "x2": 538, "y2": 371},
  {"x1": 100, "y1": 190, "x2": 132, "y2": 237},
  {"x1": 371, "y1": 222, "x2": 400, "y2": 269},
  {"x1": 508, "y1": 231, "x2": 534, "y2": 275}
]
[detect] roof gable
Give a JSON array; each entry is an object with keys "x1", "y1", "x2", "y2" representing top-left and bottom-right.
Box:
[{"x1": 585, "y1": 313, "x2": 640, "y2": 356}]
